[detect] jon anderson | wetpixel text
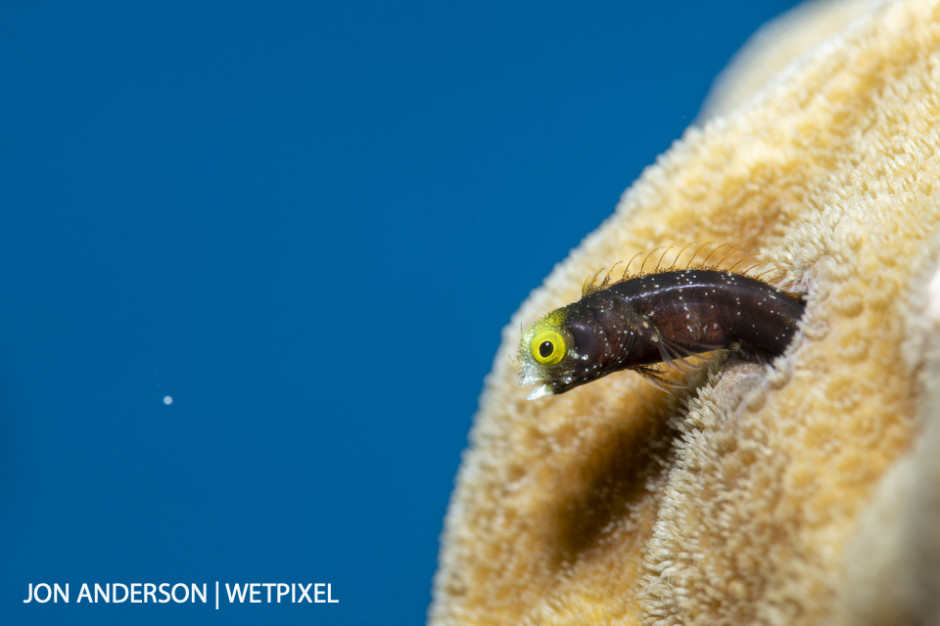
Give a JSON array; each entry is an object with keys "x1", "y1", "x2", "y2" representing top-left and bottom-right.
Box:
[{"x1": 23, "y1": 582, "x2": 339, "y2": 607}]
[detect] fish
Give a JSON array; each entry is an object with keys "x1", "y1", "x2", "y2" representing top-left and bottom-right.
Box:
[{"x1": 519, "y1": 250, "x2": 805, "y2": 400}]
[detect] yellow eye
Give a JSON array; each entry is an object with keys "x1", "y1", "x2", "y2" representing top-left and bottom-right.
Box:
[{"x1": 530, "y1": 329, "x2": 566, "y2": 365}]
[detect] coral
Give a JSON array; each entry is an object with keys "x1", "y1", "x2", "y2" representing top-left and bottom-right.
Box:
[{"x1": 431, "y1": 0, "x2": 940, "y2": 623}]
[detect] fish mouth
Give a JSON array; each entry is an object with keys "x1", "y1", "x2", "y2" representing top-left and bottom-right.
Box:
[
  {"x1": 521, "y1": 369, "x2": 603, "y2": 399},
  {"x1": 526, "y1": 384, "x2": 553, "y2": 400},
  {"x1": 520, "y1": 369, "x2": 576, "y2": 400},
  {"x1": 523, "y1": 379, "x2": 583, "y2": 400},
  {"x1": 519, "y1": 363, "x2": 580, "y2": 400},
  {"x1": 519, "y1": 368, "x2": 558, "y2": 400}
]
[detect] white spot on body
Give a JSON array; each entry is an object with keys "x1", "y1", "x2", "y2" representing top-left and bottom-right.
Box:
[{"x1": 163, "y1": 395, "x2": 173, "y2": 406}]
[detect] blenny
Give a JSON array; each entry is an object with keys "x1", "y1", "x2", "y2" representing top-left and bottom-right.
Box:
[{"x1": 519, "y1": 251, "x2": 805, "y2": 400}]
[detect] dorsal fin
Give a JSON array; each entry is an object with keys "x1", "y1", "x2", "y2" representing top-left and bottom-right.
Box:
[{"x1": 581, "y1": 242, "x2": 794, "y2": 296}]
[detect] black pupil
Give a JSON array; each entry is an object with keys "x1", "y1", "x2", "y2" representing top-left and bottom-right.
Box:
[{"x1": 538, "y1": 341, "x2": 554, "y2": 358}]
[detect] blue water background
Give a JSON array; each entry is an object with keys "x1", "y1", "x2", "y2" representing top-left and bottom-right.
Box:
[{"x1": 0, "y1": 1, "x2": 800, "y2": 624}]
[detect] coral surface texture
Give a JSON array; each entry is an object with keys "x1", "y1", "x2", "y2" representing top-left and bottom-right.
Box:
[{"x1": 431, "y1": 0, "x2": 940, "y2": 623}]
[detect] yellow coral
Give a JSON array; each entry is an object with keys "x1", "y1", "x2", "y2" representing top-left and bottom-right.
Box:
[{"x1": 431, "y1": 0, "x2": 940, "y2": 623}]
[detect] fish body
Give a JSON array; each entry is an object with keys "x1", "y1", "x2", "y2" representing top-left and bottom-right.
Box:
[{"x1": 519, "y1": 268, "x2": 805, "y2": 399}]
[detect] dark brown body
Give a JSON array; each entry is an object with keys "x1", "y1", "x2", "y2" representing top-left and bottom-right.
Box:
[{"x1": 557, "y1": 269, "x2": 804, "y2": 392}]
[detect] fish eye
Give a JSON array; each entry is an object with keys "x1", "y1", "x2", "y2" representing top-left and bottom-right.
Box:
[{"x1": 531, "y1": 329, "x2": 566, "y2": 365}]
